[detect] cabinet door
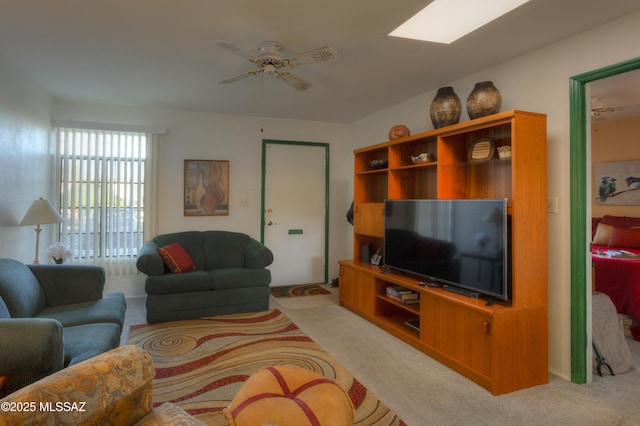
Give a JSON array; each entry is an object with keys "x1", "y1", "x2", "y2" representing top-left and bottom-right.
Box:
[
  {"x1": 353, "y1": 203, "x2": 385, "y2": 237},
  {"x1": 432, "y1": 301, "x2": 492, "y2": 377},
  {"x1": 339, "y1": 266, "x2": 375, "y2": 316}
]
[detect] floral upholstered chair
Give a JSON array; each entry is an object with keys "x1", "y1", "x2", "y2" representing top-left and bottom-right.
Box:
[{"x1": 0, "y1": 345, "x2": 204, "y2": 425}]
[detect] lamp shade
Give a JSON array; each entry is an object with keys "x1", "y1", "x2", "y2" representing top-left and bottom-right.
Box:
[{"x1": 20, "y1": 198, "x2": 64, "y2": 226}]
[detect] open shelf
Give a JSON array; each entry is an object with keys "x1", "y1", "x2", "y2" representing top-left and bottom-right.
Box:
[
  {"x1": 341, "y1": 110, "x2": 548, "y2": 395},
  {"x1": 376, "y1": 294, "x2": 420, "y2": 314}
]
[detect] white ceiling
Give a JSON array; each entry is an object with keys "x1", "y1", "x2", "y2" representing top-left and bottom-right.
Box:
[
  {"x1": 591, "y1": 69, "x2": 640, "y2": 122},
  {"x1": 1, "y1": 0, "x2": 640, "y2": 123}
]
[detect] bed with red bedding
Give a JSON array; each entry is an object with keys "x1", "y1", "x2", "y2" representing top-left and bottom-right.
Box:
[{"x1": 592, "y1": 215, "x2": 640, "y2": 341}]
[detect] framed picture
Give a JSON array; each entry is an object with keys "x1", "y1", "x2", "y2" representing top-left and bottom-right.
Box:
[
  {"x1": 595, "y1": 160, "x2": 640, "y2": 205},
  {"x1": 184, "y1": 160, "x2": 229, "y2": 216}
]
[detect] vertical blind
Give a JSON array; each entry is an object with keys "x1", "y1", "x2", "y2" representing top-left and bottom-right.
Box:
[{"x1": 56, "y1": 127, "x2": 148, "y2": 273}]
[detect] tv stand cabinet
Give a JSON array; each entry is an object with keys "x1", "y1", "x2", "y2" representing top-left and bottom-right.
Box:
[{"x1": 340, "y1": 110, "x2": 548, "y2": 395}]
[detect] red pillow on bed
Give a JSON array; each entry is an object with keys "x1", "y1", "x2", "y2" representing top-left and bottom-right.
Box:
[
  {"x1": 592, "y1": 223, "x2": 613, "y2": 245},
  {"x1": 158, "y1": 243, "x2": 196, "y2": 273},
  {"x1": 608, "y1": 226, "x2": 640, "y2": 250},
  {"x1": 601, "y1": 215, "x2": 640, "y2": 228}
]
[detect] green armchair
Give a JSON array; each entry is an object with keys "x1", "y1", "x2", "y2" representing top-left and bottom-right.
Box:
[{"x1": 0, "y1": 258, "x2": 126, "y2": 396}]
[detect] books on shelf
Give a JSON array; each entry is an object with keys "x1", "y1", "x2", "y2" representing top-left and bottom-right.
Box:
[
  {"x1": 386, "y1": 285, "x2": 419, "y2": 304},
  {"x1": 388, "y1": 294, "x2": 419, "y2": 304}
]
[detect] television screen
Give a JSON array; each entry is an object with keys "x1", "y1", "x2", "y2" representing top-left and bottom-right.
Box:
[{"x1": 384, "y1": 199, "x2": 510, "y2": 301}]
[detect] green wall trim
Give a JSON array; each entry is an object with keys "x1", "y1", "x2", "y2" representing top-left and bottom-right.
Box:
[
  {"x1": 260, "y1": 139, "x2": 330, "y2": 283},
  {"x1": 569, "y1": 77, "x2": 588, "y2": 384},
  {"x1": 569, "y1": 56, "x2": 640, "y2": 384}
]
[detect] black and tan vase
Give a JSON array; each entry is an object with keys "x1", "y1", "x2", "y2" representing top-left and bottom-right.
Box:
[
  {"x1": 430, "y1": 87, "x2": 461, "y2": 129},
  {"x1": 466, "y1": 81, "x2": 502, "y2": 119}
]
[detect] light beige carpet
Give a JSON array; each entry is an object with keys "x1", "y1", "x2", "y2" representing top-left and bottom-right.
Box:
[{"x1": 127, "y1": 309, "x2": 405, "y2": 425}]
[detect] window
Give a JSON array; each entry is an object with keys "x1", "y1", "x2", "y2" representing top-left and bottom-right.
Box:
[{"x1": 56, "y1": 127, "x2": 149, "y2": 270}]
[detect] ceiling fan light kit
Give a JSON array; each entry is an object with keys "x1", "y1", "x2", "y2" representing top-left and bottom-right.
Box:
[{"x1": 217, "y1": 40, "x2": 337, "y2": 91}]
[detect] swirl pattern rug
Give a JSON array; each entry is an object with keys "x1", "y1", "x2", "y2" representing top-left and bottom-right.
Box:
[
  {"x1": 127, "y1": 309, "x2": 405, "y2": 425},
  {"x1": 270, "y1": 283, "x2": 331, "y2": 298}
]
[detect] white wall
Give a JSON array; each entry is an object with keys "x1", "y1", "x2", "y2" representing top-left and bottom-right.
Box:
[
  {"x1": 0, "y1": 51, "x2": 53, "y2": 263},
  {"x1": 350, "y1": 10, "x2": 640, "y2": 379},
  {"x1": 52, "y1": 101, "x2": 353, "y2": 297}
]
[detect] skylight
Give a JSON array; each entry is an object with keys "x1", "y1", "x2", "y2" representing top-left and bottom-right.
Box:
[{"x1": 389, "y1": 0, "x2": 531, "y2": 44}]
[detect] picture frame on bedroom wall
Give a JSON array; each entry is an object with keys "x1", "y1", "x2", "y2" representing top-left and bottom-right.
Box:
[
  {"x1": 595, "y1": 160, "x2": 640, "y2": 205},
  {"x1": 184, "y1": 159, "x2": 230, "y2": 216}
]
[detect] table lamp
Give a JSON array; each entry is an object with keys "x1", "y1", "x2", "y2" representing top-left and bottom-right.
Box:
[{"x1": 20, "y1": 197, "x2": 64, "y2": 264}]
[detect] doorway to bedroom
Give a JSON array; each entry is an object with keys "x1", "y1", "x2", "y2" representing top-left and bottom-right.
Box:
[{"x1": 570, "y1": 56, "x2": 640, "y2": 384}]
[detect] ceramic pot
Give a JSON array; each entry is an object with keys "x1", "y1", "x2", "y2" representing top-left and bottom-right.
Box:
[
  {"x1": 466, "y1": 81, "x2": 502, "y2": 119},
  {"x1": 430, "y1": 87, "x2": 461, "y2": 129},
  {"x1": 388, "y1": 124, "x2": 410, "y2": 140}
]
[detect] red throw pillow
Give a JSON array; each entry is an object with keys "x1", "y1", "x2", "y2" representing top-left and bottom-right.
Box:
[
  {"x1": 157, "y1": 243, "x2": 196, "y2": 273},
  {"x1": 608, "y1": 226, "x2": 640, "y2": 250}
]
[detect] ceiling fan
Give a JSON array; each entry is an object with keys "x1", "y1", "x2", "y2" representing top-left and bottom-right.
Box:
[
  {"x1": 591, "y1": 97, "x2": 640, "y2": 121},
  {"x1": 216, "y1": 40, "x2": 337, "y2": 91}
]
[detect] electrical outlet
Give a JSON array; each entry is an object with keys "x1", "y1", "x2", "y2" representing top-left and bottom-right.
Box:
[
  {"x1": 547, "y1": 196, "x2": 558, "y2": 214},
  {"x1": 240, "y1": 198, "x2": 249, "y2": 207}
]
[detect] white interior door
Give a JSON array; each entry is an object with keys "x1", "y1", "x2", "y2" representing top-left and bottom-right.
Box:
[{"x1": 263, "y1": 142, "x2": 327, "y2": 286}]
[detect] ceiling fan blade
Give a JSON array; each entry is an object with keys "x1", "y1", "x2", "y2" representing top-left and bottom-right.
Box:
[
  {"x1": 219, "y1": 69, "x2": 262, "y2": 84},
  {"x1": 283, "y1": 46, "x2": 337, "y2": 67},
  {"x1": 614, "y1": 104, "x2": 640, "y2": 111},
  {"x1": 276, "y1": 71, "x2": 312, "y2": 91},
  {"x1": 216, "y1": 40, "x2": 260, "y2": 63}
]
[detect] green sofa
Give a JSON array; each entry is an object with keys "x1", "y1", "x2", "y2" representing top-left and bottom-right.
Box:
[
  {"x1": 0, "y1": 258, "x2": 126, "y2": 396},
  {"x1": 136, "y1": 230, "x2": 273, "y2": 323}
]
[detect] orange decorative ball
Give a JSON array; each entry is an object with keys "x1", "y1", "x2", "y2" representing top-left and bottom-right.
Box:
[
  {"x1": 224, "y1": 365, "x2": 354, "y2": 426},
  {"x1": 388, "y1": 124, "x2": 410, "y2": 140}
]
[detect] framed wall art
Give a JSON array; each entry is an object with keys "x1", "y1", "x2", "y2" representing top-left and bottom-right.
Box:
[
  {"x1": 184, "y1": 160, "x2": 229, "y2": 216},
  {"x1": 595, "y1": 159, "x2": 640, "y2": 205}
]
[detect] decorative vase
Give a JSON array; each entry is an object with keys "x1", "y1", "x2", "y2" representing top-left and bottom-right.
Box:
[
  {"x1": 430, "y1": 87, "x2": 461, "y2": 129},
  {"x1": 466, "y1": 81, "x2": 502, "y2": 119},
  {"x1": 54, "y1": 258, "x2": 64, "y2": 264}
]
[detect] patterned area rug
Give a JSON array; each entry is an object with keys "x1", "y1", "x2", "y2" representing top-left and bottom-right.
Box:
[
  {"x1": 128, "y1": 309, "x2": 404, "y2": 425},
  {"x1": 270, "y1": 283, "x2": 331, "y2": 298}
]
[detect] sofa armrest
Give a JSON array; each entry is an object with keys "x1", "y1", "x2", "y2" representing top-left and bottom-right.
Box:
[
  {"x1": 136, "y1": 241, "x2": 165, "y2": 276},
  {"x1": 0, "y1": 318, "x2": 64, "y2": 396},
  {"x1": 244, "y1": 239, "x2": 274, "y2": 269},
  {"x1": 0, "y1": 345, "x2": 154, "y2": 425},
  {"x1": 28, "y1": 264, "x2": 105, "y2": 306}
]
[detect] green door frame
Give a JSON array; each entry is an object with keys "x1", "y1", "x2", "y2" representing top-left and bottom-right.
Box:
[
  {"x1": 260, "y1": 139, "x2": 330, "y2": 284},
  {"x1": 569, "y1": 56, "x2": 640, "y2": 383}
]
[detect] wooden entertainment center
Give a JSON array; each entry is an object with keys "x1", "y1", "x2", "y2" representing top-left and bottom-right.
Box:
[{"x1": 339, "y1": 110, "x2": 548, "y2": 395}]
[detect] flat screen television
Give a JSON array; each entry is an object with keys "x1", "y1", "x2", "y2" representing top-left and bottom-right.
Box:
[{"x1": 383, "y1": 199, "x2": 511, "y2": 302}]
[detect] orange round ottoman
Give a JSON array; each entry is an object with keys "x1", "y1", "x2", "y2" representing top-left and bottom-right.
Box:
[{"x1": 223, "y1": 365, "x2": 355, "y2": 426}]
